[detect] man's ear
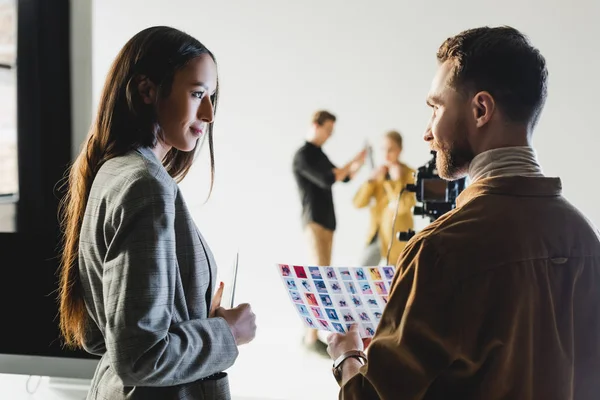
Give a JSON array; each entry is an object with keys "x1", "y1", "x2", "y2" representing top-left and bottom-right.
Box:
[
  {"x1": 137, "y1": 75, "x2": 157, "y2": 105},
  {"x1": 471, "y1": 91, "x2": 495, "y2": 128}
]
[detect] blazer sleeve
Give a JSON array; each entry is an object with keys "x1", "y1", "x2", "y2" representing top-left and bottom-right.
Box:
[
  {"x1": 353, "y1": 181, "x2": 376, "y2": 208},
  {"x1": 339, "y1": 238, "x2": 460, "y2": 399},
  {"x1": 382, "y1": 174, "x2": 417, "y2": 214},
  {"x1": 102, "y1": 173, "x2": 239, "y2": 387}
]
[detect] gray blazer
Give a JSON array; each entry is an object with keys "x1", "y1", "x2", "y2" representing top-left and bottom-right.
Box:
[{"x1": 78, "y1": 146, "x2": 238, "y2": 399}]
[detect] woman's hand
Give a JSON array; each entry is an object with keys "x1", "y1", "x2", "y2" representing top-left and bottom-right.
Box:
[
  {"x1": 209, "y1": 282, "x2": 224, "y2": 317},
  {"x1": 370, "y1": 165, "x2": 388, "y2": 181},
  {"x1": 388, "y1": 162, "x2": 402, "y2": 181},
  {"x1": 215, "y1": 304, "x2": 257, "y2": 346}
]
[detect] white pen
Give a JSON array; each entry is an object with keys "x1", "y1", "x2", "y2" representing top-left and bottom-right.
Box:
[{"x1": 228, "y1": 249, "x2": 239, "y2": 308}]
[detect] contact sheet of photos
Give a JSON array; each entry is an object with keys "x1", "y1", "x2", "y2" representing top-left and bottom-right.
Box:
[{"x1": 276, "y1": 263, "x2": 396, "y2": 338}]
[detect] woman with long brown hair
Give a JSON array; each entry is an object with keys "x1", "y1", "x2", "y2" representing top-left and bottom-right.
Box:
[{"x1": 57, "y1": 26, "x2": 256, "y2": 399}]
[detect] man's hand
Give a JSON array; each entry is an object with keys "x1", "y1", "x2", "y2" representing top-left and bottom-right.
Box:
[
  {"x1": 334, "y1": 147, "x2": 368, "y2": 182},
  {"x1": 333, "y1": 167, "x2": 348, "y2": 182},
  {"x1": 348, "y1": 148, "x2": 368, "y2": 178},
  {"x1": 327, "y1": 324, "x2": 364, "y2": 360}
]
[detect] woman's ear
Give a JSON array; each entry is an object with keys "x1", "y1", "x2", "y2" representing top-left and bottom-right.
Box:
[{"x1": 137, "y1": 75, "x2": 157, "y2": 105}]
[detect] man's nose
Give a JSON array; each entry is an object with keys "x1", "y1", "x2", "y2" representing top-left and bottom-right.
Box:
[{"x1": 423, "y1": 122, "x2": 433, "y2": 142}]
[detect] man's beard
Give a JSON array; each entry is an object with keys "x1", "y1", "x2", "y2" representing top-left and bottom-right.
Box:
[{"x1": 434, "y1": 120, "x2": 474, "y2": 180}]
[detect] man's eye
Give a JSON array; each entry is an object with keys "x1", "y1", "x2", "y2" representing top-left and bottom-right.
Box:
[{"x1": 192, "y1": 91, "x2": 205, "y2": 99}]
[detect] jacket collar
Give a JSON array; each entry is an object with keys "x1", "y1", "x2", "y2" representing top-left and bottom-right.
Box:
[
  {"x1": 456, "y1": 176, "x2": 562, "y2": 208},
  {"x1": 136, "y1": 146, "x2": 163, "y2": 167}
]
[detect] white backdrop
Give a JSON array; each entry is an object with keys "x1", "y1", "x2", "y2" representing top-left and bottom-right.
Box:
[{"x1": 85, "y1": 1, "x2": 600, "y2": 398}]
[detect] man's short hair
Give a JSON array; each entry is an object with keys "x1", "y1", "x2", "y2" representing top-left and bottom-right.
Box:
[
  {"x1": 312, "y1": 110, "x2": 337, "y2": 126},
  {"x1": 437, "y1": 26, "x2": 548, "y2": 128}
]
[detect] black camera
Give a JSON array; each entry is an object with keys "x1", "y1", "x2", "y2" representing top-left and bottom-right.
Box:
[{"x1": 397, "y1": 151, "x2": 466, "y2": 241}]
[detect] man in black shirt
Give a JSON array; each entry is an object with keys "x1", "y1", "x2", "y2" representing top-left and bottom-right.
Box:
[{"x1": 292, "y1": 110, "x2": 366, "y2": 354}]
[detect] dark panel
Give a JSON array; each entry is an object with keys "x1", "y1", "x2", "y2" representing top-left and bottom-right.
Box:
[
  {"x1": 16, "y1": 0, "x2": 72, "y2": 235},
  {"x1": 0, "y1": 0, "x2": 96, "y2": 361}
]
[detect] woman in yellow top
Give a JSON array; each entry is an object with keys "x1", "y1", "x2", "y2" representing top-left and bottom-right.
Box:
[{"x1": 353, "y1": 131, "x2": 416, "y2": 266}]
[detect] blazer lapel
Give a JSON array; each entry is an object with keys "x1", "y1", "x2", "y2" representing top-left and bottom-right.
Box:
[
  {"x1": 137, "y1": 146, "x2": 217, "y2": 315},
  {"x1": 195, "y1": 227, "x2": 216, "y2": 314}
]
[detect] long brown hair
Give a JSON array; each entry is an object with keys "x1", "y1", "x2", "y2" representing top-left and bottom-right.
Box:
[{"x1": 57, "y1": 26, "x2": 219, "y2": 348}]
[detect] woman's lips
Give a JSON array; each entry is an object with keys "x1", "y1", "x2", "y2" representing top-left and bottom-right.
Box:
[{"x1": 191, "y1": 127, "x2": 203, "y2": 136}]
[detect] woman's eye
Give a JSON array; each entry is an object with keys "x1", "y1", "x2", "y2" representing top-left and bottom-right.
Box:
[{"x1": 192, "y1": 91, "x2": 205, "y2": 99}]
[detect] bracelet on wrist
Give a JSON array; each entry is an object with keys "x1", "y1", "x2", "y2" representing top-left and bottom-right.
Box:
[{"x1": 332, "y1": 350, "x2": 367, "y2": 384}]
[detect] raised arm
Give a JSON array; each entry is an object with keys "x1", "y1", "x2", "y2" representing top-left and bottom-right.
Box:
[
  {"x1": 334, "y1": 148, "x2": 368, "y2": 183},
  {"x1": 353, "y1": 166, "x2": 388, "y2": 208},
  {"x1": 103, "y1": 173, "x2": 238, "y2": 387},
  {"x1": 353, "y1": 181, "x2": 376, "y2": 208}
]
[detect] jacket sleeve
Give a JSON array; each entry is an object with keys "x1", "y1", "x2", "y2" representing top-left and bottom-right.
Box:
[
  {"x1": 294, "y1": 151, "x2": 336, "y2": 189},
  {"x1": 338, "y1": 237, "x2": 461, "y2": 399},
  {"x1": 102, "y1": 173, "x2": 238, "y2": 387},
  {"x1": 353, "y1": 181, "x2": 376, "y2": 208}
]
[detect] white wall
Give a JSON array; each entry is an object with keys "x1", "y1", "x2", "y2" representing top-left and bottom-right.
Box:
[
  {"x1": 70, "y1": 0, "x2": 93, "y2": 160},
  {"x1": 88, "y1": 1, "x2": 600, "y2": 398},
  {"x1": 91, "y1": 0, "x2": 600, "y2": 267}
]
